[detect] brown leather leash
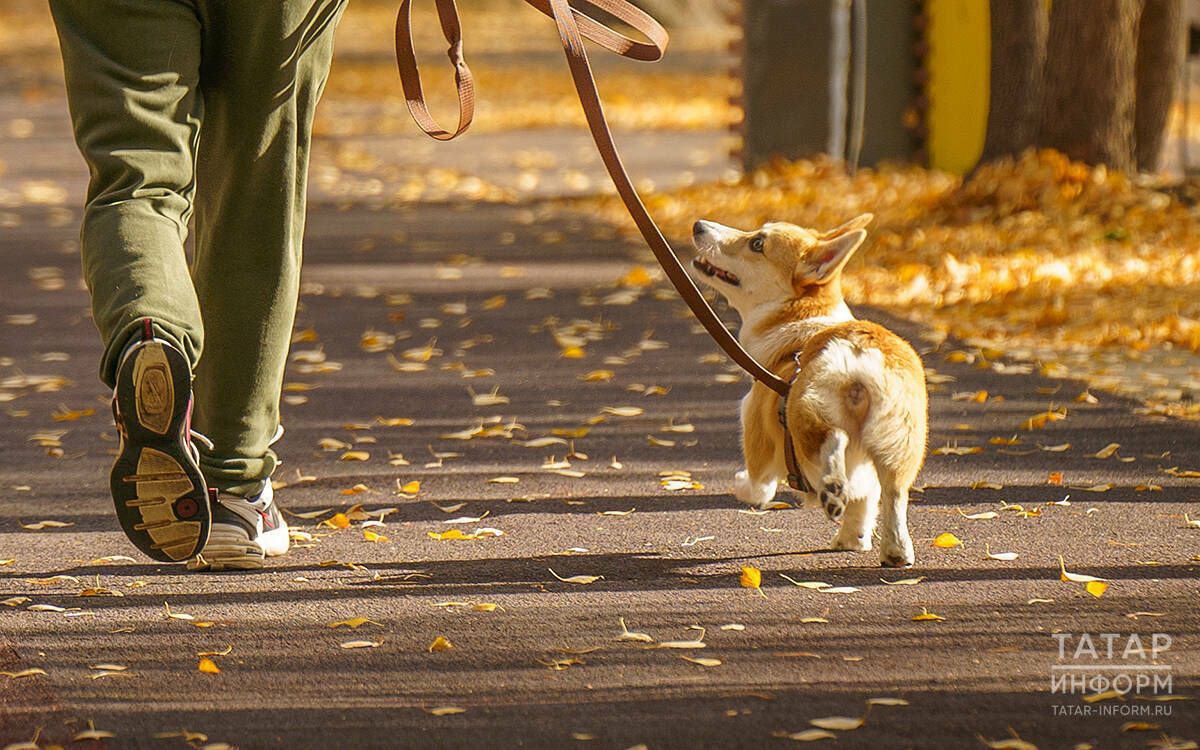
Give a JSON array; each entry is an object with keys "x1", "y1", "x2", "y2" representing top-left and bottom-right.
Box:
[
  {"x1": 779, "y1": 364, "x2": 811, "y2": 494},
  {"x1": 394, "y1": 0, "x2": 792, "y2": 399}
]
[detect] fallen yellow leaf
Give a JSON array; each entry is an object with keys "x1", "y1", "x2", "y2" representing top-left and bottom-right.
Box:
[
  {"x1": 550, "y1": 427, "x2": 590, "y2": 439},
  {"x1": 1085, "y1": 580, "x2": 1109, "y2": 598},
  {"x1": 72, "y1": 724, "x2": 116, "y2": 742},
  {"x1": 428, "y1": 529, "x2": 485, "y2": 541},
  {"x1": 779, "y1": 575, "x2": 831, "y2": 590},
  {"x1": 163, "y1": 602, "x2": 194, "y2": 621},
  {"x1": 932, "y1": 532, "x2": 962, "y2": 548},
  {"x1": 20, "y1": 520, "x2": 73, "y2": 530},
  {"x1": 328, "y1": 617, "x2": 380, "y2": 630},
  {"x1": 617, "y1": 618, "x2": 654, "y2": 643},
  {"x1": 681, "y1": 656, "x2": 722, "y2": 667},
  {"x1": 601, "y1": 406, "x2": 644, "y2": 417},
  {"x1": 772, "y1": 729, "x2": 837, "y2": 742},
  {"x1": 739, "y1": 565, "x2": 762, "y2": 591},
  {"x1": 1025, "y1": 408, "x2": 1067, "y2": 430},
  {"x1": 320, "y1": 513, "x2": 351, "y2": 529},
  {"x1": 932, "y1": 444, "x2": 983, "y2": 456},
  {"x1": 51, "y1": 406, "x2": 95, "y2": 422},
  {"x1": 376, "y1": 416, "x2": 415, "y2": 427},
  {"x1": 980, "y1": 738, "x2": 1037, "y2": 750},
  {"x1": 618, "y1": 265, "x2": 655, "y2": 288},
  {"x1": 197, "y1": 658, "x2": 220, "y2": 674},
  {"x1": 549, "y1": 568, "x2": 603, "y2": 585},
  {"x1": 809, "y1": 716, "x2": 864, "y2": 730},
  {"x1": 1058, "y1": 555, "x2": 1107, "y2": 584},
  {"x1": 959, "y1": 510, "x2": 998, "y2": 520},
  {"x1": 468, "y1": 386, "x2": 509, "y2": 407}
]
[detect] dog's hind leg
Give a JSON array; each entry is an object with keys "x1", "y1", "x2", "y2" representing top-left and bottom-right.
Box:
[
  {"x1": 832, "y1": 496, "x2": 876, "y2": 552},
  {"x1": 817, "y1": 429, "x2": 850, "y2": 521},
  {"x1": 878, "y1": 471, "x2": 915, "y2": 567}
]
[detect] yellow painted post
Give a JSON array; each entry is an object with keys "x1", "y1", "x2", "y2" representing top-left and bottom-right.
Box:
[{"x1": 926, "y1": 0, "x2": 990, "y2": 173}]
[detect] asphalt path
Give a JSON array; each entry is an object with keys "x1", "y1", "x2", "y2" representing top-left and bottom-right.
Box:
[{"x1": 1, "y1": 74, "x2": 1199, "y2": 750}]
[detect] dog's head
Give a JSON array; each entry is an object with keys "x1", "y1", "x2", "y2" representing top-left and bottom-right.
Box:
[{"x1": 690, "y1": 214, "x2": 873, "y2": 316}]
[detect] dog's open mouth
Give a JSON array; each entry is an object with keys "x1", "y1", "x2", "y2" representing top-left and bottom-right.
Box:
[{"x1": 692, "y1": 257, "x2": 741, "y2": 287}]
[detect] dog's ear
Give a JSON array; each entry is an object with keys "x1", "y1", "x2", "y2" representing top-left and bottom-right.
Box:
[
  {"x1": 820, "y1": 213, "x2": 874, "y2": 239},
  {"x1": 805, "y1": 228, "x2": 867, "y2": 284}
]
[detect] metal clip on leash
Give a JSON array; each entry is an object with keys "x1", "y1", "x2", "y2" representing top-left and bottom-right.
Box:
[{"x1": 393, "y1": 0, "x2": 791, "y2": 399}]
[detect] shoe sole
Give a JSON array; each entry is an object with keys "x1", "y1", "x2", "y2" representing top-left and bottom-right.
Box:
[{"x1": 110, "y1": 340, "x2": 210, "y2": 562}]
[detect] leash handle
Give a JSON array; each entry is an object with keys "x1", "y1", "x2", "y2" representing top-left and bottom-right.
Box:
[
  {"x1": 524, "y1": 0, "x2": 668, "y2": 61},
  {"x1": 395, "y1": 0, "x2": 475, "y2": 140},
  {"x1": 394, "y1": 0, "x2": 792, "y2": 398}
]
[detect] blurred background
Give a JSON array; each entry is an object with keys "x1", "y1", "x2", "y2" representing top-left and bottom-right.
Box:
[{"x1": 4, "y1": 0, "x2": 1200, "y2": 417}]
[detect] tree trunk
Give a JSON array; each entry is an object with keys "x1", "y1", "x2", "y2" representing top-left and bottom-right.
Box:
[
  {"x1": 1135, "y1": 0, "x2": 1183, "y2": 171},
  {"x1": 1039, "y1": 0, "x2": 1141, "y2": 170},
  {"x1": 978, "y1": 0, "x2": 1047, "y2": 164}
]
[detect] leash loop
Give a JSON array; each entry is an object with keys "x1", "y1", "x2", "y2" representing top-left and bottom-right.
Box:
[
  {"x1": 524, "y1": 0, "x2": 668, "y2": 61},
  {"x1": 394, "y1": 0, "x2": 792, "y2": 398},
  {"x1": 395, "y1": 0, "x2": 475, "y2": 140}
]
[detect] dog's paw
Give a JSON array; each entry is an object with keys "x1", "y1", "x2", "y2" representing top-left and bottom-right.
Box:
[
  {"x1": 734, "y1": 470, "x2": 777, "y2": 509},
  {"x1": 818, "y1": 478, "x2": 846, "y2": 522},
  {"x1": 879, "y1": 536, "x2": 915, "y2": 568},
  {"x1": 831, "y1": 528, "x2": 872, "y2": 552}
]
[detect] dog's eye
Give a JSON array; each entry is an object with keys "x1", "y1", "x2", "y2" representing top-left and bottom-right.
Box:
[{"x1": 749, "y1": 235, "x2": 765, "y2": 253}]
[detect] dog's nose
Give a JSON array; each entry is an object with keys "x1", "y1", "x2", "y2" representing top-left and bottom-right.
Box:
[{"x1": 692, "y1": 220, "x2": 707, "y2": 237}]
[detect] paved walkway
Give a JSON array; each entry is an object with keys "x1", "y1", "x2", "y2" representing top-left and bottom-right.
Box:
[{"x1": 1, "y1": 16, "x2": 1199, "y2": 750}]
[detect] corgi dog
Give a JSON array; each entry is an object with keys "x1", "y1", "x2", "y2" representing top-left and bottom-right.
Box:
[{"x1": 691, "y1": 214, "x2": 927, "y2": 567}]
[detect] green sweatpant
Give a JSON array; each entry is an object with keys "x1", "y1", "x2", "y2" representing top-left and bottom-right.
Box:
[{"x1": 50, "y1": 0, "x2": 346, "y2": 492}]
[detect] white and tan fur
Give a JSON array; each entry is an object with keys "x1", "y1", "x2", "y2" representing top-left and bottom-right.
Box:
[{"x1": 691, "y1": 215, "x2": 927, "y2": 567}]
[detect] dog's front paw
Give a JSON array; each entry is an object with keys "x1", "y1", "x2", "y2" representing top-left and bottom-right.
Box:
[
  {"x1": 734, "y1": 469, "x2": 777, "y2": 509},
  {"x1": 818, "y1": 478, "x2": 846, "y2": 522},
  {"x1": 879, "y1": 535, "x2": 915, "y2": 568}
]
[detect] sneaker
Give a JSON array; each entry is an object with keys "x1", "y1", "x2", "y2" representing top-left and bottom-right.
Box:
[
  {"x1": 110, "y1": 319, "x2": 211, "y2": 562},
  {"x1": 188, "y1": 481, "x2": 290, "y2": 571}
]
